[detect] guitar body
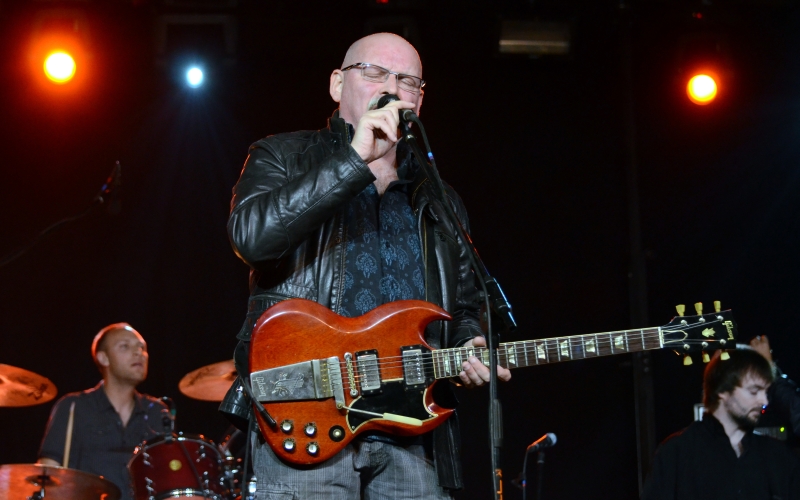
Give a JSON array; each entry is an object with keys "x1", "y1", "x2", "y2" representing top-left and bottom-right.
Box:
[{"x1": 249, "y1": 299, "x2": 454, "y2": 465}]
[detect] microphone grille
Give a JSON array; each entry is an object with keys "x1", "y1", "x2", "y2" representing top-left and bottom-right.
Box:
[{"x1": 376, "y1": 94, "x2": 400, "y2": 109}]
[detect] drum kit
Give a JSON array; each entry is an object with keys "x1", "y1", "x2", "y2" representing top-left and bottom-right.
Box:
[{"x1": 1, "y1": 360, "x2": 256, "y2": 500}]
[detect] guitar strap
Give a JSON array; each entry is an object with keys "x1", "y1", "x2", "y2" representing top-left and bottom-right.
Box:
[
  {"x1": 218, "y1": 340, "x2": 277, "y2": 432},
  {"x1": 221, "y1": 292, "x2": 291, "y2": 430}
]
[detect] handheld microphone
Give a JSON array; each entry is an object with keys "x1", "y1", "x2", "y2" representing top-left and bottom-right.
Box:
[
  {"x1": 376, "y1": 94, "x2": 417, "y2": 124},
  {"x1": 527, "y1": 433, "x2": 557, "y2": 453}
]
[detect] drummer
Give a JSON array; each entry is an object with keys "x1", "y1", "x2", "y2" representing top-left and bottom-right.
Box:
[{"x1": 37, "y1": 323, "x2": 169, "y2": 500}]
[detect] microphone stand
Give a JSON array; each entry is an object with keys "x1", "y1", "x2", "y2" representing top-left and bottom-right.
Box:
[
  {"x1": 536, "y1": 451, "x2": 546, "y2": 500},
  {"x1": 0, "y1": 161, "x2": 122, "y2": 269},
  {"x1": 398, "y1": 114, "x2": 516, "y2": 500}
]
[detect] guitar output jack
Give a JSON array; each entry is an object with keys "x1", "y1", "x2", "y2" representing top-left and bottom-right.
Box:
[{"x1": 329, "y1": 425, "x2": 345, "y2": 442}]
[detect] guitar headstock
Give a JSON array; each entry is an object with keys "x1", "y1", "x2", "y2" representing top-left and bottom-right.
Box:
[{"x1": 661, "y1": 301, "x2": 737, "y2": 365}]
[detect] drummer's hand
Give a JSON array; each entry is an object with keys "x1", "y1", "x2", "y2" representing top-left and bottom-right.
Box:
[
  {"x1": 37, "y1": 458, "x2": 60, "y2": 467},
  {"x1": 459, "y1": 336, "x2": 512, "y2": 388}
]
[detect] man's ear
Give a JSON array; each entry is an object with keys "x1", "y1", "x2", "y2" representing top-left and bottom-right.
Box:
[
  {"x1": 96, "y1": 351, "x2": 110, "y2": 368},
  {"x1": 415, "y1": 89, "x2": 424, "y2": 116},
  {"x1": 330, "y1": 70, "x2": 343, "y2": 103}
]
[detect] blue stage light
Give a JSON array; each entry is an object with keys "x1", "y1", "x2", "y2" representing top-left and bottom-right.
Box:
[{"x1": 186, "y1": 67, "x2": 203, "y2": 88}]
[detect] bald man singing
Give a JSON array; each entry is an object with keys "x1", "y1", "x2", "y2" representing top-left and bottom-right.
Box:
[{"x1": 226, "y1": 33, "x2": 510, "y2": 499}]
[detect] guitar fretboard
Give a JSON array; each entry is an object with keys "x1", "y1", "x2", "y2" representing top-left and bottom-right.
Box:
[{"x1": 431, "y1": 327, "x2": 663, "y2": 379}]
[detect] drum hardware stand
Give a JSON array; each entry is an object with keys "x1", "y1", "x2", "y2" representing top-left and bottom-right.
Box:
[
  {"x1": 27, "y1": 472, "x2": 51, "y2": 500},
  {"x1": 396, "y1": 103, "x2": 516, "y2": 500},
  {"x1": 161, "y1": 396, "x2": 176, "y2": 434},
  {"x1": 27, "y1": 487, "x2": 45, "y2": 500},
  {"x1": 241, "y1": 416, "x2": 255, "y2": 500}
]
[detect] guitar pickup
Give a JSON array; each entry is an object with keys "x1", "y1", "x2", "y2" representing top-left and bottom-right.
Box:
[
  {"x1": 355, "y1": 349, "x2": 381, "y2": 395},
  {"x1": 401, "y1": 345, "x2": 430, "y2": 390},
  {"x1": 250, "y1": 357, "x2": 344, "y2": 407}
]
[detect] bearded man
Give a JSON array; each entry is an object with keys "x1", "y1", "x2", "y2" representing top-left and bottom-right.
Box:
[{"x1": 642, "y1": 349, "x2": 800, "y2": 499}]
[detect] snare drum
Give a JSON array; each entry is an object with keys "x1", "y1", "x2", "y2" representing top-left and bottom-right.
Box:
[{"x1": 128, "y1": 433, "x2": 229, "y2": 500}]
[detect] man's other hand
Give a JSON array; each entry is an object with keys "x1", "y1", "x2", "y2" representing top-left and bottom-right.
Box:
[
  {"x1": 458, "y1": 336, "x2": 512, "y2": 388},
  {"x1": 750, "y1": 335, "x2": 773, "y2": 363}
]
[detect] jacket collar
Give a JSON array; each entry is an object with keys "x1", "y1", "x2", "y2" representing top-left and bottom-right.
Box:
[
  {"x1": 328, "y1": 110, "x2": 351, "y2": 143},
  {"x1": 92, "y1": 380, "x2": 148, "y2": 415}
]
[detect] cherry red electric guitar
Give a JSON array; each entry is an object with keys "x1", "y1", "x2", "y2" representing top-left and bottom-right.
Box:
[{"x1": 249, "y1": 299, "x2": 736, "y2": 464}]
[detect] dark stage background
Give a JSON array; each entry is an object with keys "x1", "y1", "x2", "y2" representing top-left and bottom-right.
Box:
[{"x1": 2, "y1": 1, "x2": 800, "y2": 499}]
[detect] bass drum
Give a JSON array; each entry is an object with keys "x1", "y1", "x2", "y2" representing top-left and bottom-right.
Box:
[
  {"x1": 128, "y1": 433, "x2": 229, "y2": 500},
  {"x1": 218, "y1": 426, "x2": 256, "y2": 500}
]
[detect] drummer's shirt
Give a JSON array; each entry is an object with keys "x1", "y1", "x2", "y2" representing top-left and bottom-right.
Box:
[{"x1": 38, "y1": 381, "x2": 168, "y2": 500}]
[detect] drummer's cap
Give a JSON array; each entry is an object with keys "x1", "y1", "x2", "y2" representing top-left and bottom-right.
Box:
[{"x1": 91, "y1": 323, "x2": 141, "y2": 369}]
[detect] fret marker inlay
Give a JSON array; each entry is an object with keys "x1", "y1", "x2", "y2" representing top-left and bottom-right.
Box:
[{"x1": 559, "y1": 340, "x2": 570, "y2": 358}]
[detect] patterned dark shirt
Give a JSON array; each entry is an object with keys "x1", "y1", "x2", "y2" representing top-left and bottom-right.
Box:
[
  {"x1": 339, "y1": 162, "x2": 425, "y2": 317},
  {"x1": 39, "y1": 382, "x2": 168, "y2": 500}
]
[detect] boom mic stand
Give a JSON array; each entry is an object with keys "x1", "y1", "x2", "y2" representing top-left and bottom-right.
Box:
[
  {"x1": 397, "y1": 113, "x2": 516, "y2": 500},
  {"x1": 0, "y1": 161, "x2": 122, "y2": 269}
]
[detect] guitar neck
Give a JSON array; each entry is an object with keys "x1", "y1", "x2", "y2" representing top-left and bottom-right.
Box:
[{"x1": 431, "y1": 327, "x2": 662, "y2": 379}]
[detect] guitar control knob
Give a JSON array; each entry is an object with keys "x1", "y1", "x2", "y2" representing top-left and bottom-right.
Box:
[
  {"x1": 283, "y1": 438, "x2": 296, "y2": 452},
  {"x1": 304, "y1": 423, "x2": 317, "y2": 437},
  {"x1": 280, "y1": 420, "x2": 293, "y2": 433},
  {"x1": 306, "y1": 442, "x2": 320, "y2": 455}
]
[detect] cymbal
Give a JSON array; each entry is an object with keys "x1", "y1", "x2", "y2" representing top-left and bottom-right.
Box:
[
  {"x1": 0, "y1": 364, "x2": 57, "y2": 407},
  {"x1": 0, "y1": 464, "x2": 121, "y2": 500},
  {"x1": 179, "y1": 359, "x2": 237, "y2": 402}
]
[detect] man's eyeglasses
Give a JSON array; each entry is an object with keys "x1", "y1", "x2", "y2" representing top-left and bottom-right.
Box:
[{"x1": 341, "y1": 63, "x2": 425, "y2": 94}]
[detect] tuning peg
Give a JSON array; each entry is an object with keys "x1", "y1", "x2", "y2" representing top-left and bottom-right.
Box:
[
  {"x1": 694, "y1": 302, "x2": 703, "y2": 315},
  {"x1": 702, "y1": 352, "x2": 710, "y2": 363},
  {"x1": 714, "y1": 301, "x2": 721, "y2": 313},
  {"x1": 720, "y1": 351, "x2": 730, "y2": 361},
  {"x1": 683, "y1": 355, "x2": 693, "y2": 366},
  {"x1": 676, "y1": 304, "x2": 685, "y2": 317}
]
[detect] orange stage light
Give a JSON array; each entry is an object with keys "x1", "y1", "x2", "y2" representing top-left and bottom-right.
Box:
[
  {"x1": 686, "y1": 74, "x2": 718, "y2": 105},
  {"x1": 43, "y1": 51, "x2": 76, "y2": 84}
]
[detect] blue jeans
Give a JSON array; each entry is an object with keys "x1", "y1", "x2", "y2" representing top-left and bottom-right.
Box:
[{"x1": 251, "y1": 435, "x2": 453, "y2": 500}]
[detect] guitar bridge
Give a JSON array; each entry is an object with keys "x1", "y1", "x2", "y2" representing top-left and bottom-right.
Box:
[{"x1": 251, "y1": 357, "x2": 344, "y2": 407}]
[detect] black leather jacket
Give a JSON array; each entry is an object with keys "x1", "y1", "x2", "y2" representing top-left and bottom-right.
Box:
[{"x1": 227, "y1": 111, "x2": 483, "y2": 489}]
